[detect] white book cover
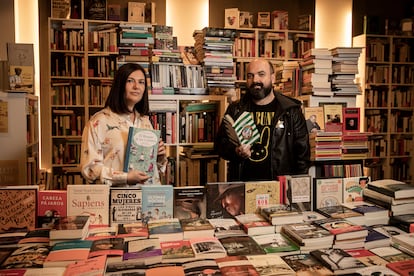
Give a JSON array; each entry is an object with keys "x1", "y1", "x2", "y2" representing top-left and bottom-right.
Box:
[
  {"x1": 314, "y1": 178, "x2": 343, "y2": 209},
  {"x1": 109, "y1": 187, "x2": 142, "y2": 225},
  {"x1": 67, "y1": 184, "x2": 110, "y2": 227},
  {"x1": 343, "y1": 176, "x2": 364, "y2": 203}
]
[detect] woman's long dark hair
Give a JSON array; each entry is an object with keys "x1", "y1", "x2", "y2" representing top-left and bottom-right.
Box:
[{"x1": 105, "y1": 63, "x2": 150, "y2": 115}]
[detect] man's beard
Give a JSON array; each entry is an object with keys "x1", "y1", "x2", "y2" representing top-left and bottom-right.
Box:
[{"x1": 248, "y1": 82, "x2": 272, "y2": 100}]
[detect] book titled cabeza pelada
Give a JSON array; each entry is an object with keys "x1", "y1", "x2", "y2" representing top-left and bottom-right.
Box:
[{"x1": 223, "y1": 111, "x2": 260, "y2": 146}]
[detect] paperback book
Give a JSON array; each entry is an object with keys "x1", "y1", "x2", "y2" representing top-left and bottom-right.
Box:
[
  {"x1": 49, "y1": 215, "x2": 90, "y2": 240},
  {"x1": 141, "y1": 185, "x2": 173, "y2": 225},
  {"x1": 109, "y1": 187, "x2": 142, "y2": 225},
  {"x1": 313, "y1": 178, "x2": 343, "y2": 209},
  {"x1": 37, "y1": 190, "x2": 67, "y2": 217},
  {"x1": 180, "y1": 218, "x2": 215, "y2": 240},
  {"x1": 222, "y1": 111, "x2": 260, "y2": 146},
  {"x1": 219, "y1": 235, "x2": 265, "y2": 256},
  {"x1": 160, "y1": 239, "x2": 196, "y2": 263},
  {"x1": 173, "y1": 186, "x2": 206, "y2": 220},
  {"x1": 246, "y1": 254, "x2": 296, "y2": 276},
  {"x1": 367, "y1": 179, "x2": 414, "y2": 199},
  {"x1": 281, "y1": 253, "x2": 333, "y2": 276},
  {"x1": 43, "y1": 240, "x2": 93, "y2": 267},
  {"x1": 310, "y1": 248, "x2": 367, "y2": 275},
  {"x1": 121, "y1": 238, "x2": 162, "y2": 266},
  {"x1": 252, "y1": 233, "x2": 300, "y2": 255},
  {"x1": 0, "y1": 245, "x2": 50, "y2": 269},
  {"x1": 189, "y1": 236, "x2": 227, "y2": 259},
  {"x1": 313, "y1": 218, "x2": 368, "y2": 241},
  {"x1": 244, "y1": 180, "x2": 283, "y2": 214}
]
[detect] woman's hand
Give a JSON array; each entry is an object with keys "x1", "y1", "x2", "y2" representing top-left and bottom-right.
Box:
[
  {"x1": 127, "y1": 170, "x2": 150, "y2": 185},
  {"x1": 157, "y1": 139, "x2": 167, "y2": 162}
]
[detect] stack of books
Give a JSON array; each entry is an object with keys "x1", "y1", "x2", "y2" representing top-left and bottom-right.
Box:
[
  {"x1": 310, "y1": 131, "x2": 343, "y2": 160},
  {"x1": 341, "y1": 131, "x2": 371, "y2": 159}
]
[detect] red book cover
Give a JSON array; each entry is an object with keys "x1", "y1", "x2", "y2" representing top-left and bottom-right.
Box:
[
  {"x1": 342, "y1": 107, "x2": 360, "y2": 132},
  {"x1": 37, "y1": 190, "x2": 67, "y2": 217},
  {"x1": 386, "y1": 259, "x2": 414, "y2": 276}
]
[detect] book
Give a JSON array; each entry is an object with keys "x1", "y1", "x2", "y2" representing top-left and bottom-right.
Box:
[
  {"x1": 341, "y1": 201, "x2": 389, "y2": 226},
  {"x1": 206, "y1": 182, "x2": 246, "y2": 219},
  {"x1": 252, "y1": 233, "x2": 300, "y2": 255},
  {"x1": 51, "y1": 0, "x2": 71, "y2": 18},
  {"x1": 124, "y1": 127, "x2": 161, "y2": 182},
  {"x1": 88, "y1": 237, "x2": 124, "y2": 260},
  {"x1": 173, "y1": 186, "x2": 206, "y2": 220},
  {"x1": 43, "y1": 240, "x2": 92, "y2": 268},
  {"x1": 313, "y1": 217, "x2": 368, "y2": 241},
  {"x1": 189, "y1": 236, "x2": 227, "y2": 259},
  {"x1": 304, "y1": 106, "x2": 325, "y2": 132},
  {"x1": 84, "y1": 0, "x2": 106, "y2": 20},
  {"x1": 247, "y1": 254, "x2": 296, "y2": 276},
  {"x1": 66, "y1": 184, "x2": 110, "y2": 227},
  {"x1": 207, "y1": 218, "x2": 245, "y2": 238},
  {"x1": 244, "y1": 180, "x2": 283, "y2": 214},
  {"x1": 147, "y1": 218, "x2": 183, "y2": 242},
  {"x1": 389, "y1": 214, "x2": 414, "y2": 233},
  {"x1": 310, "y1": 248, "x2": 366, "y2": 275},
  {"x1": 116, "y1": 222, "x2": 149, "y2": 241},
  {"x1": 219, "y1": 235, "x2": 265, "y2": 256},
  {"x1": 316, "y1": 205, "x2": 364, "y2": 225},
  {"x1": 281, "y1": 222, "x2": 334, "y2": 249},
  {"x1": 391, "y1": 232, "x2": 414, "y2": 252},
  {"x1": 109, "y1": 187, "x2": 142, "y2": 225},
  {"x1": 141, "y1": 185, "x2": 174, "y2": 225},
  {"x1": 259, "y1": 204, "x2": 303, "y2": 226},
  {"x1": 85, "y1": 225, "x2": 117, "y2": 241},
  {"x1": 180, "y1": 218, "x2": 215, "y2": 240},
  {"x1": 128, "y1": 2, "x2": 146, "y2": 23},
  {"x1": 281, "y1": 253, "x2": 333, "y2": 276},
  {"x1": 121, "y1": 238, "x2": 162, "y2": 266},
  {"x1": 342, "y1": 176, "x2": 364, "y2": 203},
  {"x1": 62, "y1": 255, "x2": 106, "y2": 276},
  {"x1": 224, "y1": 8, "x2": 240, "y2": 28},
  {"x1": 342, "y1": 107, "x2": 360, "y2": 132},
  {"x1": 234, "y1": 213, "x2": 275, "y2": 236},
  {"x1": 367, "y1": 179, "x2": 414, "y2": 199},
  {"x1": 313, "y1": 178, "x2": 343, "y2": 210},
  {"x1": 355, "y1": 265, "x2": 399, "y2": 276},
  {"x1": 285, "y1": 175, "x2": 312, "y2": 211},
  {"x1": 49, "y1": 215, "x2": 90, "y2": 240},
  {"x1": 215, "y1": 255, "x2": 259, "y2": 275},
  {"x1": 146, "y1": 265, "x2": 185, "y2": 276},
  {"x1": 346, "y1": 248, "x2": 389, "y2": 266},
  {"x1": 17, "y1": 229, "x2": 50, "y2": 247},
  {"x1": 369, "y1": 246, "x2": 414, "y2": 263},
  {"x1": 0, "y1": 245, "x2": 50, "y2": 269},
  {"x1": 160, "y1": 240, "x2": 196, "y2": 263},
  {"x1": 182, "y1": 259, "x2": 221, "y2": 276},
  {"x1": 0, "y1": 186, "x2": 38, "y2": 233},
  {"x1": 363, "y1": 226, "x2": 392, "y2": 250},
  {"x1": 386, "y1": 259, "x2": 414, "y2": 276},
  {"x1": 37, "y1": 190, "x2": 67, "y2": 218},
  {"x1": 222, "y1": 111, "x2": 260, "y2": 146},
  {"x1": 6, "y1": 43, "x2": 34, "y2": 93}
]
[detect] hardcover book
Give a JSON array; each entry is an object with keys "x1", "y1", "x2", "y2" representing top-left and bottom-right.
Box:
[
  {"x1": 66, "y1": 184, "x2": 110, "y2": 227},
  {"x1": 313, "y1": 178, "x2": 343, "y2": 209},
  {"x1": 0, "y1": 186, "x2": 37, "y2": 233},
  {"x1": 141, "y1": 184, "x2": 173, "y2": 225},
  {"x1": 244, "y1": 180, "x2": 283, "y2": 214},
  {"x1": 109, "y1": 187, "x2": 142, "y2": 225},
  {"x1": 386, "y1": 259, "x2": 414, "y2": 276},
  {"x1": 124, "y1": 127, "x2": 161, "y2": 181},
  {"x1": 173, "y1": 186, "x2": 206, "y2": 220},
  {"x1": 310, "y1": 248, "x2": 366, "y2": 275},
  {"x1": 281, "y1": 253, "x2": 333, "y2": 276}
]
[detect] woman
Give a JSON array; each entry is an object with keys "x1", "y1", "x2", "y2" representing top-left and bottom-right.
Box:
[{"x1": 80, "y1": 63, "x2": 167, "y2": 185}]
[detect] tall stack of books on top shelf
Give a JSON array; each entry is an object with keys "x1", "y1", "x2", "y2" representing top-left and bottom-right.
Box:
[
  {"x1": 299, "y1": 48, "x2": 333, "y2": 96},
  {"x1": 117, "y1": 22, "x2": 153, "y2": 90},
  {"x1": 274, "y1": 61, "x2": 300, "y2": 97},
  {"x1": 330, "y1": 47, "x2": 363, "y2": 96},
  {"x1": 193, "y1": 27, "x2": 237, "y2": 94}
]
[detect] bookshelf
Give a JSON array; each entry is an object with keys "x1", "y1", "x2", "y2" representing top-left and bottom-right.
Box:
[
  {"x1": 353, "y1": 34, "x2": 414, "y2": 184},
  {"x1": 231, "y1": 27, "x2": 314, "y2": 81},
  {"x1": 0, "y1": 91, "x2": 39, "y2": 186}
]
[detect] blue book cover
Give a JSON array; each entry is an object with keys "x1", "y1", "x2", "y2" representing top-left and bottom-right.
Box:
[
  {"x1": 124, "y1": 127, "x2": 161, "y2": 177},
  {"x1": 141, "y1": 185, "x2": 174, "y2": 225}
]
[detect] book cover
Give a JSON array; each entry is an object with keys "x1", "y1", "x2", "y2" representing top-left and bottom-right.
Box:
[
  {"x1": 313, "y1": 178, "x2": 343, "y2": 210},
  {"x1": 367, "y1": 179, "x2": 414, "y2": 199},
  {"x1": 66, "y1": 184, "x2": 110, "y2": 227},
  {"x1": 147, "y1": 218, "x2": 183, "y2": 242},
  {"x1": 342, "y1": 176, "x2": 364, "y2": 202},
  {"x1": 216, "y1": 255, "x2": 258, "y2": 275},
  {"x1": 146, "y1": 266, "x2": 185, "y2": 276},
  {"x1": 207, "y1": 218, "x2": 245, "y2": 238},
  {"x1": 17, "y1": 229, "x2": 50, "y2": 247},
  {"x1": 51, "y1": 0, "x2": 71, "y2": 18},
  {"x1": 85, "y1": 225, "x2": 118, "y2": 241},
  {"x1": 122, "y1": 238, "x2": 162, "y2": 265},
  {"x1": 246, "y1": 254, "x2": 296, "y2": 276},
  {"x1": 173, "y1": 186, "x2": 206, "y2": 220},
  {"x1": 160, "y1": 240, "x2": 195, "y2": 263},
  {"x1": 314, "y1": 218, "x2": 368, "y2": 240},
  {"x1": 116, "y1": 222, "x2": 149, "y2": 240},
  {"x1": 252, "y1": 233, "x2": 300, "y2": 254},
  {"x1": 141, "y1": 185, "x2": 173, "y2": 225},
  {"x1": 180, "y1": 218, "x2": 215, "y2": 240},
  {"x1": 286, "y1": 175, "x2": 312, "y2": 211},
  {"x1": 109, "y1": 187, "x2": 142, "y2": 225},
  {"x1": 189, "y1": 236, "x2": 227, "y2": 259},
  {"x1": 49, "y1": 215, "x2": 90, "y2": 240},
  {"x1": 63, "y1": 255, "x2": 106, "y2": 276},
  {"x1": 182, "y1": 259, "x2": 221, "y2": 276},
  {"x1": 84, "y1": 0, "x2": 106, "y2": 20},
  {"x1": 342, "y1": 107, "x2": 360, "y2": 132},
  {"x1": 107, "y1": 3, "x2": 121, "y2": 21},
  {"x1": 386, "y1": 259, "x2": 414, "y2": 276},
  {"x1": 128, "y1": 2, "x2": 146, "y2": 23},
  {"x1": 6, "y1": 43, "x2": 34, "y2": 93},
  {"x1": 304, "y1": 106, "x2": 325, "y2": 132},
  {"x1": 310, "y1": 248, "x2": 366, "y2": 274},
  {"x1": 0, "y1": 186, "x2": 37, "y2": 232},
  {"x1": 259, "y1": 204, "x2": 303, "y2": 226},
  {"x1": 43, "y1": 240, "x2": 92, "y2": 267},
  {"x1": 219, "y1": 235, "x2": 265, "y2": 256},
  {"x1": 88, "y1": 237, "x2": 124, "y2": 259},
  {"x1": 391, "y1": 233, "x2": 414, "y2": 251},
  {"x1": 244, "y1": 180, "x2": 282, "y2": 214},
  {"x1": 322, "y1": 104, "x2": 343, "y2": 132},
  {"x1": 345, "y1": 248, "x2": 389, "y2": 266},
  {"x1": 355, "y1": 265, "x2": 399, "y2": 276},
  {"x1": 0, "y1": 245, "x2": 50, "y2": 269},
  {"x1": 37, "y1": 190, "x2": 67, "y2": 217},
  {"x1": 223, "y1": 111, "x2": 260, "y2": 145},
  {"x1": 206, "y1": 182, "x2": 246, "y2": 219},
  {"x1": 370, "y1": 246, "x2": 414, "y2": 263},
  {"x1": 281, "y1": 222, "x2": 334, "y2": 246},
  {"x1": 234, "y1": 213, "x2": 275, "y2": 236},
  {"x1": 124, "y1": 127, "x2": 161, "y2": 180},
  {"x1": 224, "y1": 8, "x2": 240, "y2": 28},
  {"x1": 316, "y1": 205, "x2": 363, "y2": 220},
  {"x1": 281, "y1": 253, "x2": 333, "y2": 276},
  {"x1": 363, "y1": 226, "x2": 391, "y2": 250}
]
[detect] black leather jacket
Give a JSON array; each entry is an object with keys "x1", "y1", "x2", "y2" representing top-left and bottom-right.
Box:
[{"x1": 214, "y1": 91, "x2": 311, "y2": 181}]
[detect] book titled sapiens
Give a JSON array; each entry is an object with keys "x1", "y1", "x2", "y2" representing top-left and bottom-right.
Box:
[{"x1": 124, "y1": 127, "x2": 161, "y2": 178}]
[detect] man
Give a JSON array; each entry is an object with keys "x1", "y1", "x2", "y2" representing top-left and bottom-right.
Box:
[
  {"x1": 215, "y1": 183, "x2": 245, "y2": 217},
  {"x1": 306, "y1": 114, "x2": 321, "y2": 133},
  {"x1": 215, "y1": 58, "x2": 310, "y2": 181}
]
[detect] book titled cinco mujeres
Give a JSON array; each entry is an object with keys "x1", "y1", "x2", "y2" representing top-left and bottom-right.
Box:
[{"x1": 124, "y1": 127, "x2": 161, "y2": 180}]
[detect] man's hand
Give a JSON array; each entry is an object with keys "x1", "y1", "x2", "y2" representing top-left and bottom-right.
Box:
[{"x1": 236, "y1": 144, "x2": 251, "y2": 159}]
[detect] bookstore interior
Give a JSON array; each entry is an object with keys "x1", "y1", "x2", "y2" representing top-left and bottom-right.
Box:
[{"x1": 1, "y1": 0, "x2": 414, "y2": 275}]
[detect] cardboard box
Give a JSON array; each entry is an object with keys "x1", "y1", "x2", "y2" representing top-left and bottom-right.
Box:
[
  {"x1": 224, "y1": 8, "x2": 240, "y2": 28},
  {"x1": 257, "y1": 12, "x2": 271, "y2": 28}
]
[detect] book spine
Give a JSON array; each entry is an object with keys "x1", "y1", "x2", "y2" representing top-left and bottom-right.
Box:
[{"x1": 123, "y1": 127, "x2": 134, "y2": 172}]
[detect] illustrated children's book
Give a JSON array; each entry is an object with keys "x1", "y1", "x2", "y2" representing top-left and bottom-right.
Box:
[
  {"x1": 124, "y1": 127, "x2": 160, "y2": 180},
  {"x1": 141, "y1": 184, "x2": 173, "y2": 225}
]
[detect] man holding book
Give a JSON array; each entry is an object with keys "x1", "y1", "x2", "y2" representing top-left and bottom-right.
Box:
[{"x1": 215, "y1": 58, "x2": 310, "y2": 181}]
